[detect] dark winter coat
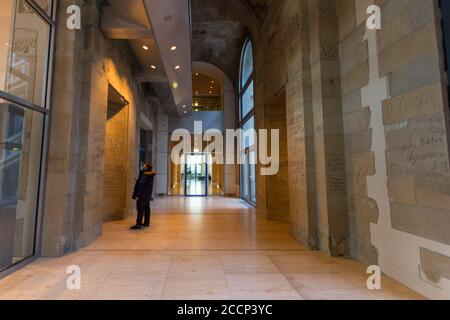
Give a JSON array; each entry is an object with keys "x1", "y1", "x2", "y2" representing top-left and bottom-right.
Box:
[{"x1": 132, "y1": 170, "x2": 156, "y2": 202}]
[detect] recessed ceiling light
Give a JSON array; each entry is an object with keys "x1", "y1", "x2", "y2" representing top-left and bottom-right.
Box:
[
  {"x1": 194, "y1": 102, "x2": 199, "y2": 107},
  {"x1": 143, "y1": 45, "x2": 149, "y2": 50},
  {"x1": 171, "y1": 46, "x2": 177, "y2": 51},
  {"x1": 210, "y1": 86, "x2": 213, "y2": 89},
  {"x1": 175, "y1": 65, "x2": 180, "y2": 70},
  {"x1": 211, "y1": 81, "x2": 214, "y2": 83},
  {"x1": 195, "y1": 73, "x2": 199, "y2": 76},
  {"x1": 150, "y1": 65, "x2": 156, "y2": 69},
  {"x1": 184, "y1": 111, "x2": 188, "y2": 114},
  {"x1": 209, "y1": 91, "x2": 212, "y2": 94},
  {"x1": 172, "y1": 81, "x2": 178, "y2": 89},
  {"x1": 182, "y1": 105, "x2": 186, "y2": 108}
]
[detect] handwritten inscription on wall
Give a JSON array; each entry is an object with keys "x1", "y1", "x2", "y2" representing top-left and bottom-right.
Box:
[
  {"x1": 388, "y1": 146, "x2": 450, "y2": 177},
  {"x1": 382, "y1": 82, "x2": 443, "y2": 125}
]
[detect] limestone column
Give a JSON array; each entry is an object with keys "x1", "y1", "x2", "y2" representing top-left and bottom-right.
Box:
[
  {"x1": 308, "y1": 0, "x2": 349, "y2": 256},
  {"x1": 72, "y1": 1, "x2": 109, "y2": 247},
  {"x1": 223, "y1": 85, "x2": 237, "y2": 197},
  {"x1": 285, "y1": 0, "x2": 318, "y2": 248},
  {"x1": 41, "y1": 0, "x2": 84, "y2": 256},
  {"x1": 155, "y1": 105, "x2": 169, "y2": 195}
]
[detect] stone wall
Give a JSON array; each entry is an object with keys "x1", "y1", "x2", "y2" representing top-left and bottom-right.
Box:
[
  {"x1": 252, "y1": 0, "x2": 450, "y2": 298},
  {"x1": 336, "y1": 0, "x2": 450, "y2": 299},
  {"x1": 103, "y1": 98, "x2": 129, "y2": 222},
  {"x1": 265, "y1": 91, "x2": 290, "y2": 222},
  {"x1": 253, "y1": 0, "x2": 349, "y2": 255},
  {"x1": 309, "y1": 0, "x2": 349, "y2": 256},
  {"x1": 41, "y1": 0, "x2": 156, "y2": 256},
  {"x1": 253, "y1": 0, "x2": 312, "y2": 246},
  {"x1": 337, "y1": 0, "x2": 376, "y2": 265}
]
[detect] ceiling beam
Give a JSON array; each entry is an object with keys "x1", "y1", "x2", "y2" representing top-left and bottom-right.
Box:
[{"x1": 101, "y1": 6, "x2": 154, "y2": 40}]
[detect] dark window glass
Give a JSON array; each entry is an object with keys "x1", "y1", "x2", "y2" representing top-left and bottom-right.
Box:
[
  {"x1": 0, "y1": 100, "x2": 45, "y2": 271},
  {"x1": 441, "y1": 0, "x2": 450, "y2": 93}
]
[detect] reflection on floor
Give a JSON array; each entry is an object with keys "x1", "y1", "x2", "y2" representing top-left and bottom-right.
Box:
[
  {"x1": 186, "y1": 179, "x2": 206, "y2": 195},
  {"x1": 0, "y1": 197, "x2": 423, "y2": 300},
  {"x1": 170, "y1": 181, "x2": 223, "y2": 196}
]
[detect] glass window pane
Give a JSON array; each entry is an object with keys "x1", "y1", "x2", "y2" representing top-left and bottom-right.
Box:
[
  {"x1": 241, "y1": 81, "x2": 254, "y2": 119},
  {"x1": 241, "y1": 41, "x2": 253, "y2": 88},
  {"x1": 241, "y1": 150, "x2": 256, "y2": 205},
  {"x1": 0, "y1": 100, "x2": 44, "y2": 271},
  {"x1": 249, "y1": 151, "x2": 256, "y2": 204},
  {"x1": 242, "y1": 155, "x2": 249, "y2": 199},
  {"x1": 242, "y1": 116, "x2": 255, "y2": 148},
  {"x1": 0, "y1": 0, "x2": 51, "y2": 107}
]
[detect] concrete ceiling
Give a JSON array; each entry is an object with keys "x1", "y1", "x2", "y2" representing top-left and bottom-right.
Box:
[
  {"x1": 190, "y1": 0, "x2": 259, "y2": 83},
  {"x1": 192, "y1": 19, "x2": 246, "y2": 83},
  {"x1": 244, "y1": 0, "x2": 271, "y2": 24},
  {"x1": 144, "y1": 0, "x2": 193, "y2": 117}
]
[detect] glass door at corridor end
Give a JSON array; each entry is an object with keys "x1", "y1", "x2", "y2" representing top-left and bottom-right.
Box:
[{"x1": 184, "y1": 153, "x2": 208, "y2": 197}]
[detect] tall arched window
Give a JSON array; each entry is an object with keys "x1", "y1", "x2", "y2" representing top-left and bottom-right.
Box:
[{"x1": 239, "y1": 39, "x2": 256, "y2": 204}]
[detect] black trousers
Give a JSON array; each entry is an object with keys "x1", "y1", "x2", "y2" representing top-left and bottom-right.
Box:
[{"x1": 136, "y1": 199, "x2": 151, "y2": 226}]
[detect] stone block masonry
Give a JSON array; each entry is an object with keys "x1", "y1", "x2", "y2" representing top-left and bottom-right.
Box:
[
  {"x1": 250, "y1": 0, "x2": 450, "y2": 299},
  {"x1": 38, "y1": 0, "x2": 450, "y2": 300},
  {"x1": 41, "y1": 1, "x2": 157, "y2": 256}
]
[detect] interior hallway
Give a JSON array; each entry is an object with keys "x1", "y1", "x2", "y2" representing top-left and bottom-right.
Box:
[{"x1": 0, "y1": 198, "x2": 423, "y2": 300}]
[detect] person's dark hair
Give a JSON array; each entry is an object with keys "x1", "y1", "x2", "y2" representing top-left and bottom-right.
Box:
[{"x1": 144, "y1": 163, "x2": 153, "y2": 170}]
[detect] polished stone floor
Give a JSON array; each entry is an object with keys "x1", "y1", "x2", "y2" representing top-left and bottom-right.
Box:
[{"x1": 0, "y1": 197, "x2": 423, "y2": 300}]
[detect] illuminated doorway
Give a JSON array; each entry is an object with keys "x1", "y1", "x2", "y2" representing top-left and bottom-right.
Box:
[
  {"x1": 184, "y1": 153, "x2": 208, "y2": 197},
  {"x1": 169, "y1": 137, "x2": 224, "y2": 197}
]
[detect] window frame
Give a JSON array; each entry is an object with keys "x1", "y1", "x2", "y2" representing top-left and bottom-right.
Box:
[
  {"x1": 0, "y1": 0, "x2": 56, "y2": 277},
  {"x1": 238, "y1": 38, "x2": 256, "y2": 206},
  {"x1": 239, "y1": 38, "x2": 255, "y2": 125},
  {"x1": 0, "y1": 0, "x2": 55, "y2": 114}
]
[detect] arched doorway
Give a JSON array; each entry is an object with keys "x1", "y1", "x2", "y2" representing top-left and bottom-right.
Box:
[{"x1": 168, "y1": 62, "x2": 238, "y2": 198}]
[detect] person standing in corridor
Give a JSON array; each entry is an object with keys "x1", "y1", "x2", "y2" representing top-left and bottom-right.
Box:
[{"x1": 131, "y1": 163, "x2": 157, "y2": 230}]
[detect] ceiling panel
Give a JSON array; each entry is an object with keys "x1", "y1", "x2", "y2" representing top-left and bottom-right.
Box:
[{"x1": 144, "y1": 0, "x2": 193, "y2": 117}]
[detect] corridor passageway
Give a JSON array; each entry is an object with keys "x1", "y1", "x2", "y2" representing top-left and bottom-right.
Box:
[
  {"x1": 0, "y1": 198, "x2": 422, "y2": 300},
  {"x1": 1, "y1": 0, "x2": 449, "y2": 302}
]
